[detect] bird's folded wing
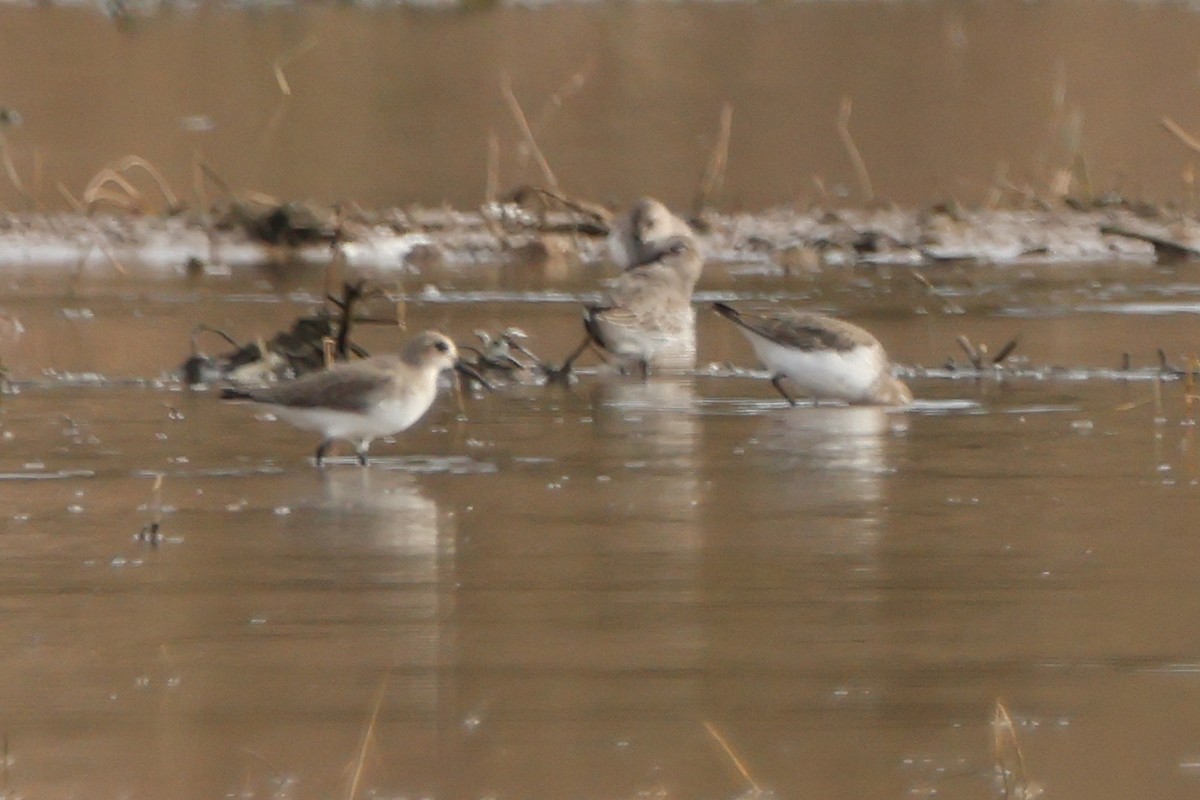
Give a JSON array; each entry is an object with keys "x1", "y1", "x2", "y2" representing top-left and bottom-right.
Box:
[
  {"x1": 737, "y1": 312, "x2": 864, "y2": 352},
  {"x1": 248, "y1": 368, "x2": 389, "y2": 411}
]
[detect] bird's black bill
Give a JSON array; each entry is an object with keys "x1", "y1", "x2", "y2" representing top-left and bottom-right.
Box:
[{"x1": 454, "y1": 360, "x2": 495, "y2": 391}]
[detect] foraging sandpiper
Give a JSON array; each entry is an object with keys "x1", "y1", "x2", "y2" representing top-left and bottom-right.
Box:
[
  {"x1": 608, "y1": 196, "x2": 700, "y2": 270},
  {"x1": 552, "y1": 199, "x2": 704, "y2": 378},
  {"x1": 713, "y1": 302, "x2": 912, "y2": 406},
  {"x1": 221, "y1": 330, "x2": 483, "y2": 466}
]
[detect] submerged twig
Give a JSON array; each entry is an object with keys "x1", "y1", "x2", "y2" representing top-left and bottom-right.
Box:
[
  {"x1": 703, "y1": 720, "x2": 763, "y2": 796},
  {"x1": 992, "y1": 700, "x2": 1041, "y2": 800},
  {"x1": 909, "y1": 268, "x2": 965, "y2": 314},
  {"x1": 346, "y1": 670, "x2": 390, "y2": 800},
  {"x1": 957, "y1": 335, "x2": 984, "y2": 370},
  {"x1": 992, "y1": 337, "x2": 1020, "y2": 365}
]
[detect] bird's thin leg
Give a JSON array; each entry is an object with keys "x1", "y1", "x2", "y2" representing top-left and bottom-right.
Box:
[
  {"x1": 637, "y1": 358, "x2": 651, "y2": 381},
  {"x1": 315, "y1": 439, "x2": 333, "y2": 467},
  {"x1": 770, "y1": 375, "x2": 798, "y2": 407},
  {"x1": 545, "y1": 335, "x2": 593, "y2": 382},
  {"x1": 355, "y1": 441, "x2": 370, "y2": 467}
]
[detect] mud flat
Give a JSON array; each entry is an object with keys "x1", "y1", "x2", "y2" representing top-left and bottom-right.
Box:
[{"x1": 0, "y1": 199, "x2": 1194, "y2": 274}]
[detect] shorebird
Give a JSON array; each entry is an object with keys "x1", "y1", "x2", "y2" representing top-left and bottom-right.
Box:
[
  {"x1": 552, "y1": 235, "x2": 704, "y2": 378},
  {"x1": 608, "y1": 196, "x2": 699, "y2": 270},
  {"x1": 550, "y1": 199, "x2": 703, "y2": 379},
  {"x1": 713, "y1": 302, "x2": 913, "y2": 407},
  {"x1": 221, "y1": 330, "x2": 483, "y2": 466}
]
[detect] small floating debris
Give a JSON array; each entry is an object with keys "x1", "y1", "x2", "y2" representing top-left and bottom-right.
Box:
[
  {"x1": 135, "y1": 473, "x2": 165, "y2": 546},
  {"x1": 458, "y1": 327, "x2": 548, "y2": 385}
]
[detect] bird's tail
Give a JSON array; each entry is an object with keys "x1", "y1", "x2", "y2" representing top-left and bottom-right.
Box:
[{"x1": 712, "y1": 301, "x2": 743, "y2": 324}]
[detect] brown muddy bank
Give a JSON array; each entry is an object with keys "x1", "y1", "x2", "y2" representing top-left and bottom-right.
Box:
[{"x1": 0, "y1": 199, "x2": 1190, "y2": 274}]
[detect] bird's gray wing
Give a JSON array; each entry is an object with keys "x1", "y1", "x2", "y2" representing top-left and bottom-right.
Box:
[
  {"x1": 734, "y1": 310, "x2": 868, "y2": 353},
  {"x1": 243, "y1": 365, "x2": 391, "y2": 411}
]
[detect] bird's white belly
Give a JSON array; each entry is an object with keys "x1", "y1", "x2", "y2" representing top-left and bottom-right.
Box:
[
  {"x1": 602, "y1": 307, "x2": 697, "y2": 369},
  {"x1": 747, "y1": 334, "x2": 883, "y2": 402},
  {"x1": 269, "y1": 394, "x2": 434, "y2": 442}
]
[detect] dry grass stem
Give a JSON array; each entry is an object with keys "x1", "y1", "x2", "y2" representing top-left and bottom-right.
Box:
[
  {"x1": 82, "y1": 156, "x2": 180, "y2": 214},
  {"x1": 910, "y1": 268, "x2": 965, "y2": 314},
  {"x1": 703, "y1": 720, "x2": 763, "y2": 796},
  {"x1": 323, "y1": 336, "x2": 336, "y2": 369},
  {"x1": 1161, "y1": 116, "x2": 1200, "y2": 156},
  {"x1": 485, "y1": 129, "x2": 500, "y2": 204},
  {"x1": 84, "y1": 169, "x2": 147, "y2": 211},
  {"x1": 195, "y1": 158, "x2": 234, "y2": 203},
  {"x1": 836, "y1": 96, "x2": 875, "y2": 202},
  {"x1": 501, "y1": 73, "x2": 559, "y2": 191},
  {"x1": 956, "y1": 334, "x2": 984, "y2": 370},
  {"x1": 984, "y1": 161, "x2": 1009, "y2": 210},
  {"x1": 55, "y1": 182, "x2": 130, "y2": 276},
  {"x1": 258, "y1": 98, "x2": 290, "y2": 163},
  {"x1": 346, "y1": 671, "x2": 390, "y2": 800},
  {"x1": 111, "y1": 155, "x2": 180, "y2": 210},
  {"x1": 0, "y1": 131, "x2": 32, "y2": 208},
  {"x1": 31, "y1": 148, "x2": 43, "y2": 208},
  {"x1": 273, "y1": 36, "x2": 319, "y2": 96},
  {"x1": 514, "y1": 185, "x2": 611, "y2": 226},
  {"x1": 693, "y1": 103, "x2": 734, "y2": 217}
]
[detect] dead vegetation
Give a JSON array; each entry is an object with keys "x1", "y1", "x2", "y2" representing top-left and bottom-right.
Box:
[
  {"x1": 181, "y1": 280, "x2": 388, "y2": 385},
  {"x1": 0, "y1": 59, "x2": 1197, "y2": 271}
]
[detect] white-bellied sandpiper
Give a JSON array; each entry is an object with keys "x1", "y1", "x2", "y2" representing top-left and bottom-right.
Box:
[
  {"x1": 713, "y1": 302, "x2": 912, "y2": 406},
  {"x1": 222, "y1": 330, "x2": 484, "y2": 466}
]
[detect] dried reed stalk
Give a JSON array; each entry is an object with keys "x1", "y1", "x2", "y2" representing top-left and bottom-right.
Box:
[
  {"x1": 1161, "y1": 116, "x2": 1200, "y2": 156},
  {"x1": 910, "y1": 268, "x2": 964, "y2": 315},
  {"x1": 485, "y1": 128, "x2": 500, "y2": 204},
  {"x1": 273, "y1": 36, "x2": 319, "y2": 96},
  {"x1": 55, "y1": 182, "x2": 130, "y2": 276},
  {"x1": 836, "y1": 96, "x2": 875, "y2": 202},
  {"x1": 693, "y1": 103, "x2": 734, "y2": 217},
  {"x1": 0, "y1": 131, "x2": 32, "y2": 208},
  {"x1": 500, "y1": 73, "x2": 559, "y2": 191}
]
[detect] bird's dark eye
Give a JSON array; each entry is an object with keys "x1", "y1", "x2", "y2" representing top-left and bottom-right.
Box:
[{"x1": 434, "y1": 340, "x2": 451, "y2": 353}]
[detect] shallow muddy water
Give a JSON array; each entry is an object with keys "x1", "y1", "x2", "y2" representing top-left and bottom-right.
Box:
[
  {"x1": 4, "y1": 1, "x2": 1200, "y2": 210},
  {"x1": 4, "y1": 255, "x2": 1200, "y2": 798}
]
